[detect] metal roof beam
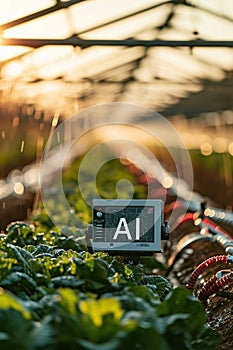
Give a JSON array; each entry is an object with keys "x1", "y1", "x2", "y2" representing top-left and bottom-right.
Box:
[
  {"x1": 3, "y1": 37, "x2": 233, "y2": 48},
  {"x1": 0, "y1": 0, "x2": 86, "y2": 30}
]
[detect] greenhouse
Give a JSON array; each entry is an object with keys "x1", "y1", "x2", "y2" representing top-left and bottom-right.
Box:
[{"x1": 0, "y1": 1, "x2": 232, "y2": 349}]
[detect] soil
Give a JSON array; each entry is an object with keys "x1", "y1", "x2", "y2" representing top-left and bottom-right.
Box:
[{"x1": 163, "y1": 218, "x2": 233, "y2": 350}]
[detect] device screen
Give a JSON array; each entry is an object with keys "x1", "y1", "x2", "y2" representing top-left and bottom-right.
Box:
[{"x1": 93, "y1": 205, "x2": 155, "y2": 242}]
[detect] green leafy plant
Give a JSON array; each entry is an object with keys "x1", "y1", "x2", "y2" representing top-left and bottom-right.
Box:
[{"x1": 0, "y1": 158, "x2": 220, "y2": 349}]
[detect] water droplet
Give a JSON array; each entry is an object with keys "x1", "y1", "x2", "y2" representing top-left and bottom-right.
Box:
[
  {"x1": 34, "y1": 111, "x2": 41, "y2": 121},
  {"x1": 37, "y1": 136, "x2": 44, "y2": 152},
  {"x1": 14, "y1": 182, "x2": 24, "y2": 195},
  {"x1": 39, "y1": 122, "x2": 45, "y2": 131},
  {"x1": 12, "y1": 116, "x2": 19, "y2": 127},
  {"x1": 52, "y1": 112, "x2": 60, "y2": 127},
  {"x1": 20, "y1": 140, "x2": 25, "y2": 152},
  {"x1": 57, "y1": 131, "x2": 60, "y2": 143},
  {"x1": 162, "y1": 175, "x2": 173, "y2": 189}
]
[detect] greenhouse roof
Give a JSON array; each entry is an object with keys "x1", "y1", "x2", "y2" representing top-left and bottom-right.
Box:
[{"x1": 0, "y1": 0, "x2": 232, "y2": 117}]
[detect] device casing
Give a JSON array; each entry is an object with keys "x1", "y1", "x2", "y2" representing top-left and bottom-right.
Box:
[{"x1": 91, "y1": 199, "x2": 165, "y2": 255}]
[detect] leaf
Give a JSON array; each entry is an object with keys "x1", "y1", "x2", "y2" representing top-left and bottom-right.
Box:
[
  {"x1": 15, "y1": 246, "x2": 34, "y2": 261},
  {"x1": 58, "y1": 288, "x2": 78, "y2": 315},
  {"x1": 77, "y1": 337, "x2": 121, "y2": 350},
  {"x1": 0, "y1": 254, "x2": 18, "y2": 281},
  {"x1": 0, "y1": 288, "x2": 30, "y2": 319},
  {"x1": 127, "y1": 285, "x2": 160, "y2": 305},
  {"x1": 140, "y1": 256, "x2": 167, "y2": 272},
  {"x1": 0, "y1": 332, "x2": 9, "y2": 340},
  {"x1": 0, "y1": 309, "x2": 32, "y2": 350},
  {"x1": 191, "y1": 326, "x2": 221, "y2": 350},
  {"x1": 140, "y1": 275, "x2": 172, "y2": 300},
  {"x1": 116, "y1": 293, "x2": 151, "y2": 312},
  {"x1": 119, "y1": 324, "x2": 169, "y2": 350},
  {"x1": 110, "y1": 259, "x2": 133, "y2": 279},
  {"x1": 3, "y1": 243, "x2": 31, "y2": 274},
  {"x1": 32, "y1": 244, "x2": 53, "y2": 257},
  {"x1": 6, "y1": 221, "x2": 35, "y2": 247},
  {"x1": 85, "y1": 258, "x2": 109, "y2": 281},
  {"x1": 29, "y1": 318, "x2": 54, "y2": 348},
  {"x1": 1, "y1": 272, "x2": 37, "y2": 295},
  {"x1": 158, "y1": 286, "x2": 207, "y2": 334},
  {"x1": 128, "y1": 264, "x2": 143, "y2": 282},
  {"x1": 52, "y1": 276, "x2": 84, "y2": 289},
  {"x1": 80, "y1": 298, "x2": 123, "y2": 327}
]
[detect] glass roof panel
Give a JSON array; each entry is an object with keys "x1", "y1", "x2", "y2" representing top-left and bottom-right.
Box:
[
  {"x1": 4, "y1": 10, "x2": 72, "y2": 39},
  {"x1": 0, "y1": 0, "x2": 54, "y2": 23},
  {"x1": 0, "y1": 0, "x2": 232, "y2": 115}
]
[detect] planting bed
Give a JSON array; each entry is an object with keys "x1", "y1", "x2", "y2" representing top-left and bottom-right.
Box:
[{"x1": 0, "y1": 156, "x2": 232, "y2": 349}]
